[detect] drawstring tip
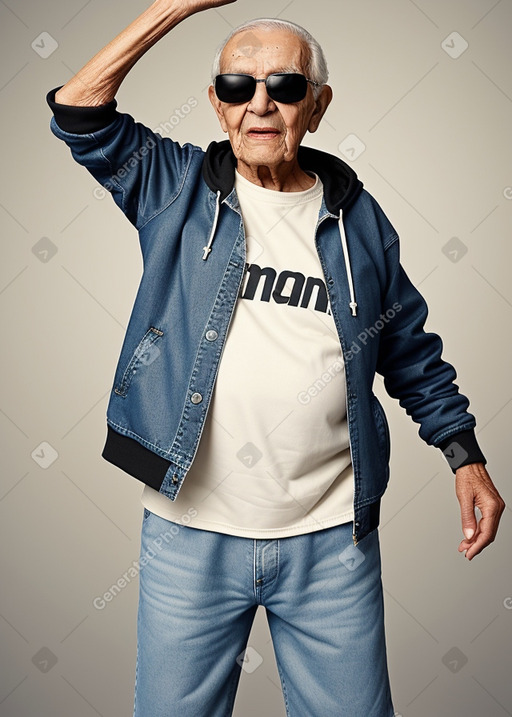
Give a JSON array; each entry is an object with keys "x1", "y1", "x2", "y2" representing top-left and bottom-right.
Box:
[
  {"x1": 202, "y1": 190, "x2": 221, "y2": 262},
  {"x1": 349, "y1": 301, "x2": 358, "y2": 317}
]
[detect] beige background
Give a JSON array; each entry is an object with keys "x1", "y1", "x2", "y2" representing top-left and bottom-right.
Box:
[{"x1": 1, "y1": 0, "x2": 511, "y2": 715}]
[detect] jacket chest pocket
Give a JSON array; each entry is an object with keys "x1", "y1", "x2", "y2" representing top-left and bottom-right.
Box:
[{"x1": 114, "y1": 326, "x2": 164, "y2": 398}]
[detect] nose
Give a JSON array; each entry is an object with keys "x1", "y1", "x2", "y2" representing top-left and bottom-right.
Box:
[{"x1": 247, "y1": 79, "x2": 276, "y2": 115}]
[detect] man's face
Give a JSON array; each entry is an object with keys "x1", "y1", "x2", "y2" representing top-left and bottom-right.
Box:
[{"x1": 208, "y1": 28, "x2": 332, "y2": 171}]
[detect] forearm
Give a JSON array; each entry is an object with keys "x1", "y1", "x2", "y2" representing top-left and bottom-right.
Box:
[{"x1": 55, "y1": 1, "x2": 191, "y2": 106}]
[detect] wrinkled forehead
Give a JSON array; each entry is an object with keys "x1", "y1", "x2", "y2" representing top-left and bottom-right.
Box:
[{"x1": 220, "y1": 28, "x2": 309, "y2": 75}]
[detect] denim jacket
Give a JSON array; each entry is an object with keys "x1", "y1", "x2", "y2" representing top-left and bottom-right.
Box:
[{"x1": 47, "y1": 89, "x2": 485, "y2": 544}]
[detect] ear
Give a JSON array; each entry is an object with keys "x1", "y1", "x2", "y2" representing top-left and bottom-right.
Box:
[
  {"x1": 307, "y1": 84, "x2": 333, "y2": 133},
  {"x1": 208, "y1": 85, "x2": 228, "y2": 133}
]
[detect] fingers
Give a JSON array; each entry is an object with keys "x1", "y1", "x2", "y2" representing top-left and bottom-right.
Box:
[
  {"x1": 458, "y1": 518, "x2": 490, "y2": 561},
  {"x1": 457, "y1": 498, "x2": 505, "y2": 560},
  {"x1": 456, "y1": 474, "x2": 478, "y2": 546},
  {"x1": 458, "y1": 491, "x2": 477, "y2": 542},
  {"x1": 455, "y1": 463, "x2": 505, "y2": 561}
]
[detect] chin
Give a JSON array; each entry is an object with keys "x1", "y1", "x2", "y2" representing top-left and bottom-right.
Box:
[{"x1": 239, "y1": 147, "x2": 285, "y2": 167}]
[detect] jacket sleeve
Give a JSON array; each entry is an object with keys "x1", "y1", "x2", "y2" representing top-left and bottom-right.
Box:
[
  {"x1": 47, "y1": 87, "x2": 200, "y2": 229},
  {"x1": 375, "y1": 233, "x2": 486, "y2": 472}
]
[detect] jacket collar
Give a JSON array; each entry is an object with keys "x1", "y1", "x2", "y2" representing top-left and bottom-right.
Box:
[{"x1": 201, "y1": 139, "x2": 363, "y2": 215}]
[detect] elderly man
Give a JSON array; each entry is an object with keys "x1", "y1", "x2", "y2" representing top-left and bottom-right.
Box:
[{"x1": 47, "y1": 1, "x2": 504, "y2": 715}]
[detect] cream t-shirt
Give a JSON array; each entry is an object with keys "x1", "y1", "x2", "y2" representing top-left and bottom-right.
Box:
[{"x1": 141, "y1": 169, "x2": 354, "y2": 537}]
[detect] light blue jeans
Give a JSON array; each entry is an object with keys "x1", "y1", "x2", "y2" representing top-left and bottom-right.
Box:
[{"x1": 134, "y1": 509, "x2": 395, "y2": 717}]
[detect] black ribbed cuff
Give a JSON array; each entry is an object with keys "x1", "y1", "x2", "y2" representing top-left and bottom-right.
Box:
[
  {"x1": 438, "y1": 429, "x2": 487, "y2": 473},
  {"x1": 46, "y1": 86, "x2": 119, "y2": 134},
  {"x1": 102, "y1": 425, "x2": 171, "y2": 491}
]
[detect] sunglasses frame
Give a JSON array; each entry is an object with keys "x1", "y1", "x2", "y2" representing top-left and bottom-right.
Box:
[{"x1": 214, "y1": 72, "x2": 322, "y2": 104}]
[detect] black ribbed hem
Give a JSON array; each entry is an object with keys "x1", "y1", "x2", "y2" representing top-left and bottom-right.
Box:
[
  {"x1": 46, "y1": 86, "x2": 119, "y2": 134},
  {"x1": 102, "y1": 425, "x2": 171, "y2": 491},
  {"x1": 437, "y1": 429, "x2": 486, "y2": 473},
  {"x1": 353, "y1": 497, "x2": 381, "y2": 544},
  {"x1": 368, "y1": 498, "x2": 381, "y2": 532}
]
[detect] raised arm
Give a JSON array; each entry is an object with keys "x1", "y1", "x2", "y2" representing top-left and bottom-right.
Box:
[{"x1": 55, "y1": 0, "x2": 236, "y2": 107}]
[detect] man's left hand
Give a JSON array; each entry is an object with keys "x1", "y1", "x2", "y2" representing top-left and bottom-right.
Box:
[{"x1": 455, "y1": 462, "x2": 505, "y2": 560}]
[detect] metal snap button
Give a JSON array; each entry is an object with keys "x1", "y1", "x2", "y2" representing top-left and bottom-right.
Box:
[
  {"x1": 190, "y1": 392, "x2": 203, "y2": 404},
  {"x1": 205, "y1": 330, "x2": 218, "y2": 341}
]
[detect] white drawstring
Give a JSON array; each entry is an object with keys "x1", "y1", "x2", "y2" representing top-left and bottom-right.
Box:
[
  {"x1": 338, "y1": 213, "x2": 358, "y2": 316},
  {"x1": 202, "y1": 190, "x2": 221, "y2": 260},
  {"x1": 203, "y1": 194, "x2": 357, "y2": 317}
]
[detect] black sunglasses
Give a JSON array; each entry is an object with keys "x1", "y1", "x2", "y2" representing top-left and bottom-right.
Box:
[{"x1": 214, "y1": 73, "x2": 322, "y2": 104}]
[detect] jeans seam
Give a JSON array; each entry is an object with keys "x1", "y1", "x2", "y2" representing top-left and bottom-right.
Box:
[
  {"x1": 273, "y1": 647, "x2": 291, "y2": 717},
  {"x1": 224, "y1": 662, "x2": 242, "y2": 717},
  {"x1": 133, "y1": 642, "x2": 139, "y2": 716}
]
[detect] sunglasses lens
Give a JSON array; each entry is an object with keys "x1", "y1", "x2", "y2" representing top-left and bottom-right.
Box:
[
  {"x1": 267, "y1": 74, "x2": 308, "y2": 103},
  {"x1": 214, "y1": 73, "x2": 310, "y2": 104},
  {"x1": 215, "y1": 75, "x2": 255, "y2": 103}
]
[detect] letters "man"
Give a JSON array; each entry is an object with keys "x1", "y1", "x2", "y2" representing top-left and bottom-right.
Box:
[{"x1": 240, "y1": 263, "x2": 330, "y2": 314}]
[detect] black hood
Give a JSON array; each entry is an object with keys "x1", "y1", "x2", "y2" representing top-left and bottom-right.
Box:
[{"x1": 202, "y1": 140, "x2": 363, "y2": 215}]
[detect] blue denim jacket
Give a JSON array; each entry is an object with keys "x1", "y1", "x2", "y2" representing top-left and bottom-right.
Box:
[{"x1": 48, "y1": 93, "x2": 484, "y2": 544}]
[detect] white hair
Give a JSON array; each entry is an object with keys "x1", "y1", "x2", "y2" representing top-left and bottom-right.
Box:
[{"x1": 210, "y1": 18, "x2": 328, "y2": 98}]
